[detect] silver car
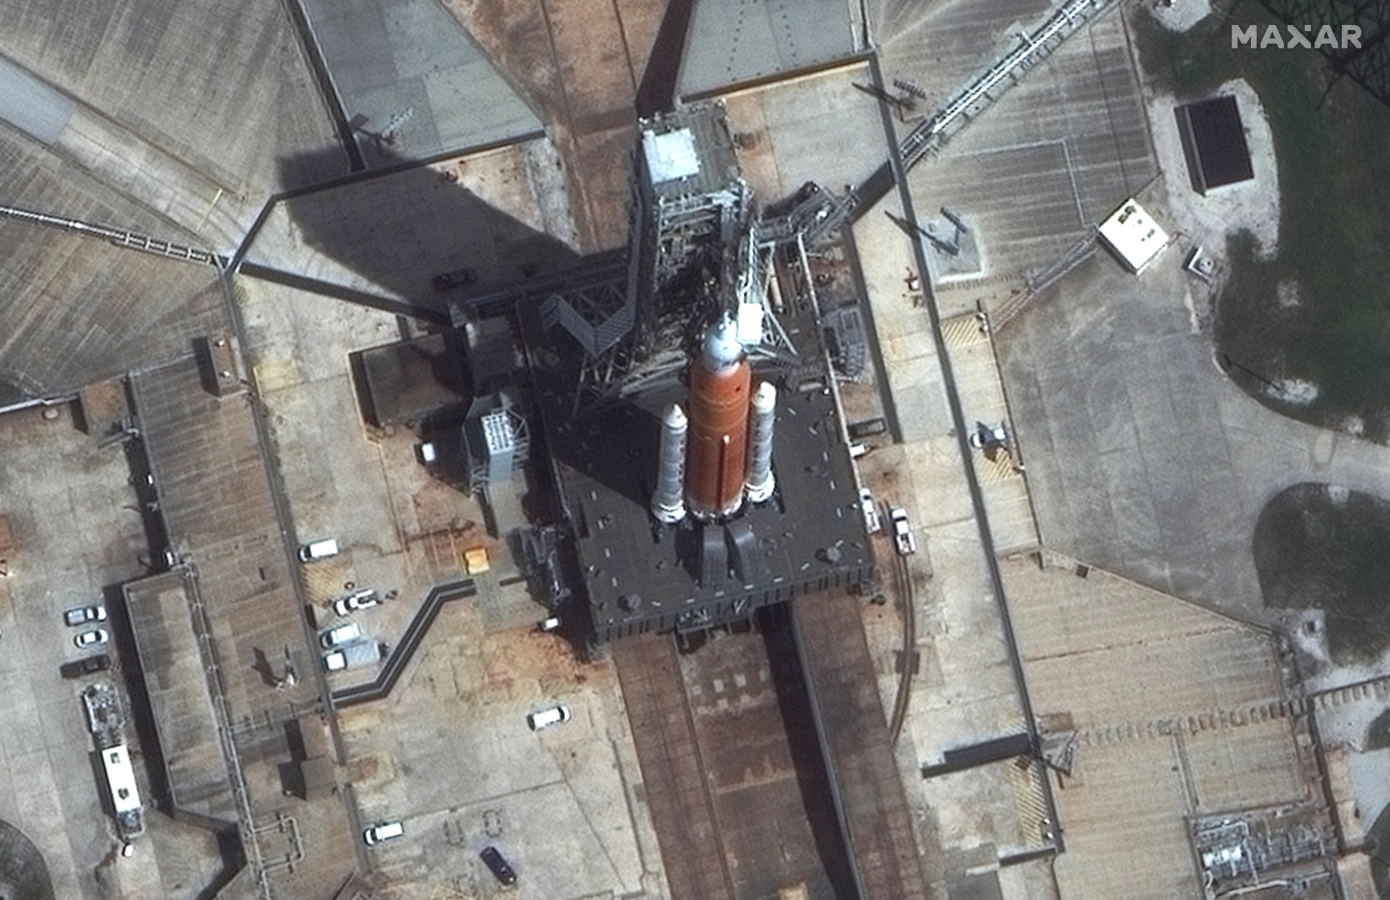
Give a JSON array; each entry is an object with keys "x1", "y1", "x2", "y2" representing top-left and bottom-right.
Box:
[{"x1": 74, "y1": 628, "x2": 109, "y2": 648}]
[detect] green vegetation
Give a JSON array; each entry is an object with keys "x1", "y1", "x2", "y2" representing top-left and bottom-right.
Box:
[
  {"x1": 1366, "y1": 708, "x2": 1390, "y2": 751},
  {"x1": 1254, "y1": 483, "x2": 1390, "y2": 662},
  {"x1": 1133, "y1": 2, "x2": 1390, "y2": 439},
  {"x1": 0, "y1": 820, "x2": 55, "y2": 900}
]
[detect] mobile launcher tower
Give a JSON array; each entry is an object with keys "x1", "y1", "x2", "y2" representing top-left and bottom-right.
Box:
[{"x1": 534, "y1": 102, "x2": 872, "y2": 644}]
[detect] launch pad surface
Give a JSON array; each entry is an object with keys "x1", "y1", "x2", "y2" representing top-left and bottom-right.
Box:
[
  {"x1": 545, "y1": 366, "x2": 872, "y2": 642},
  {"x1": 0, "y1": 0, "x2": 1367, "y2": 899}
]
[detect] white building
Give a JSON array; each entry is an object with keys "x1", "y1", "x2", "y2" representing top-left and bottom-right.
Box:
[{"x1": 1098, "y1": 199, "x2": 1169, "y2": 274}]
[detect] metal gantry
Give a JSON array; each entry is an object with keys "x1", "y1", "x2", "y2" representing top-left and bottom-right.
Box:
[
  {"x1": 898, "y1": 0, "x2": 1121, "y2": 169},
  {"x1": 0, "y1": 203, "x2": 225, "y2": 266},
  {"x1": 1259, "y1": 0, "x2": 1390, "y2": 108}
]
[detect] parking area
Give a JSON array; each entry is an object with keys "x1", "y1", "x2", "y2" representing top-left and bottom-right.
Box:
[
  {"x1": 235, "y1": 136, "x2": 668, "y2": 897},
  {"x1": 0, "y1": 401, "x2": 229, "y2": 899},
  {"x1": 339, "y1": 602, "x2": 663, "y2": 897}
]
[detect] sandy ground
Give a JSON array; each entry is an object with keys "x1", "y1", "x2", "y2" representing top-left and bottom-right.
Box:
[
  {"x1": 1149, "y1": 0, "x2": 1212, "y2": 33},
  {"x1": 1146, "y1": 77, "x2": 1281, "y2": 264},
  {"x1": 1131, "y1": 2, "x2": 1282, "y2": 336}
]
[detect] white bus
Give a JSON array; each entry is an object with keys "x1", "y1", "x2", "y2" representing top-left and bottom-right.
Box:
[{"x1": 101, "y1": 745, "x2": 142, "y2": 814}]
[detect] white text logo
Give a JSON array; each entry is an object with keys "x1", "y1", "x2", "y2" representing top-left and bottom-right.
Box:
[{"x1": 1232, "y1": 24, "x2": 1362, "y2": 49}]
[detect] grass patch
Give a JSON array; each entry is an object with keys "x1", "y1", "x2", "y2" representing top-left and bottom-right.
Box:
[
  {"x1": 1132, "y1": 2, "x2": 1390, "y2": 438},
  {"x1": 1254, "y1": 483, "x2": 1390, "y2": 663}
]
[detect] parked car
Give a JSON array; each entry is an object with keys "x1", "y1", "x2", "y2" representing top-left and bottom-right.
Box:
[
  {"x1": 319, "y1": 622, "x2": 362, "y2": 650},
  {"x1": 859, "y1": 488, "x2": 881, "y2": 534},
  {"x1": 362, "y1": 820, "x2": 404, "y2": 846},
  {"x1": 527, "y1": 705, "x2": 571, "y2": 731},
  {"x1": 334, "y1": 589, "x2": 380, "y2": 617},
  {"x1": 60, "y1": 654, "x2": 112, "y2": 679},
  {"x1": 889, "y1": 507, "x2": 916, "y2": 556},
  {"x1": 967, "y1": 421, "x2": 1009, "y2": 450},
  {"x1": 432, "y1": 268, "x2": 477, "y2": 291},
  {"x1": 64, "y1": 605, "x2": 107, "y2": 626},
  {"x1": 480, "y1": 846, "x2": 517, "y2": 885},
  {"x1": 74, "y1": 628, "x2": 109, "y2": 649}
]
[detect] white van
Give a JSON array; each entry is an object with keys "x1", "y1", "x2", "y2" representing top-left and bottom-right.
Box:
[
  {"x1": 298, "y1": 538, "x2": 339, "y2": 562},
  {"x1": 858, "y1": 488, "x2": 880, "y2": 534},
  {"x1": 320, "y1": 622, "x2": 362, "y2": 649},
  {"x1": 527, "y1": 705, "x2": 572, "y2": 731},
  {"x1": 363, "y1": 820, "x2": 404, "y2": 845}
]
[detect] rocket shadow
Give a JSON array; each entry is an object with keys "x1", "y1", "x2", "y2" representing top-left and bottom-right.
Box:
[
  {"x1": 262, "y1": 147, "x2": 583, "y2": 322},
  {"x1": 531, "y1": 364, "x2": 674, "y2": 513}
]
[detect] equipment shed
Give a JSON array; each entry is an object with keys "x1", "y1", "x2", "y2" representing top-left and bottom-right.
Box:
[{"x1": 1098, "y1": 199, "x2": 1169, "y2": 274}]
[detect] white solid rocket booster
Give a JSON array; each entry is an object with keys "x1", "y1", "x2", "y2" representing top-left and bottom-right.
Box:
[
  {"x1": 744, "y1": 381, "x2": 776, "y2": 503},
  {"x1": 650, "y1": 403, "x2": 689, "y2": 523}
]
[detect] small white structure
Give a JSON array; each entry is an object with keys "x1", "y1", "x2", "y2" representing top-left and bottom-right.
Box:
[
  {"x1": 1098, "y1": 199, "x2": 1169, "y2": 274},
  {"x1": 642, "y1": 128, "x2": 700, "y2": 183},
  {"x1": 102, "y1": 745, "x2": 142, "y2": 814}
]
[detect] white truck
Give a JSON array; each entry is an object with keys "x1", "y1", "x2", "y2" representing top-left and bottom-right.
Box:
[
  {"x1": 298, "y1": 538, "x2": 339, "y2": 562},
  {"x1": 323, "y1": 641, "x2": 383, "y2": 672},
  {"x1": 889, "y1": 506, "x2": 916, "y2": 556},
  {"x1": 859, "y1": 488, "x2": 881, "y2": 534}
]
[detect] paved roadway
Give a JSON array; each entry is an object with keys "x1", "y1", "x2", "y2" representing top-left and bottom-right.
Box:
[
  {"x1": 792, "y1": 594, "x2": 930, "y2": 900},
  {"x1": 613, "y1": 632, "x2": 736, "y2": 900},
  {"x1": 613, "y1": 622, "x2": 852, "y2": 900},
  {"x1": 999, "y1": 255, "x2": 1390, "y2": 627}
]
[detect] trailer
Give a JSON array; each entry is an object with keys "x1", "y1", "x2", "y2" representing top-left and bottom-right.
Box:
[{"x1": 323, "y1": 640, "x2": 383, "y2": 672}]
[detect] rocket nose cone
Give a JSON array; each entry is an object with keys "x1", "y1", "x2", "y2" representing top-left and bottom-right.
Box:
[
  {"x1": 663, "y1": 403, "x2": 688, "y2": 428},
  {"x1": 702, "y1": 314, "x2": 742, "y2": 369}
]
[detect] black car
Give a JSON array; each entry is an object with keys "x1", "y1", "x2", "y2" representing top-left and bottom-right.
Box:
[
  {"x1": 60, "y1": 654, "x2": 111, "y2": 679},
  {"x1": 432, "y1": 268, "x2": 477, "y2": 291},
  {"x1": 479, "y1": 846, "x2": 517, "y2": 885}
]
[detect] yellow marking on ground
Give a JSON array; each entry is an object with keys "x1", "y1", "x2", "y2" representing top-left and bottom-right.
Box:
[
  {"x1": 252, "y1": 357, "x2": 302, "y2": 393},
  {"x1": 1008, "y1": 758, "x2": 1050, "y2": 847},
  {"x1": 941, "y1": 313, "x2": 989, "y2": 348},
  {"x1": 300, "y1": 561, "x2": 349, "y2": 604},
  {"x1": 975, "y1": 448, "x2": 1019, "y2": 483}
]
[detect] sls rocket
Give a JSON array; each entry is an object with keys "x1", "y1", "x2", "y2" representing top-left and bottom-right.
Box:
[
  {"x1": 686, "y1": 316, "x2": 751, "y2": 519},
  {"x1": 650, "y1": 314, "x2": 777, "y2": 522}
]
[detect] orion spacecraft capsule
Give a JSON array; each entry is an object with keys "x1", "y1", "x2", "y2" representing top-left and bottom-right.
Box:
[{"x1": 684, "y1": 316, "x2": 752, "y2": 519}]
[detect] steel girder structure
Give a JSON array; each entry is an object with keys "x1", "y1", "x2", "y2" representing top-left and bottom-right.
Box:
[{"x1": 1259, "y1": 0, "x2": 1390, "y2": 106}]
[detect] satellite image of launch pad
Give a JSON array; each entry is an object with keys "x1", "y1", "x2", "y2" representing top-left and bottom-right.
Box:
[{"x1": 2, "y1": 0, "x2": 1390, "y2": 899}]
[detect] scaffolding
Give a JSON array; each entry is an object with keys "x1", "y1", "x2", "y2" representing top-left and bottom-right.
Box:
[{"x1": 464, "y1": 390, "x2": 530, "y2": 491}]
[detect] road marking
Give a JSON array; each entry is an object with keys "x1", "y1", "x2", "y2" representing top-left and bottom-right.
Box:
[
  {"x1": 941, "y1": 313, "x2": 988, "y2": 348},
  {"x1": 197, "y1": 188, "x2": 224, "y2": 232},
  {"x1": 975, "y1": 449, "x2": 1018, "y2": 484}
]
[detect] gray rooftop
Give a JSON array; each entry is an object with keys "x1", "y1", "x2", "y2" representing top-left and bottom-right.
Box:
[
  {"x1": 639, "y1": 103, "x2": 744, "y2": 203},
  {"x1": 302, "y1": 0, "x2": 543, "y2": 163},
  {"x1": 678, "y1": 0, "x2": 860, "y2": 98},
  {"x1": 124, "y1": 571, "x2": 236, "y2": 820}
]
